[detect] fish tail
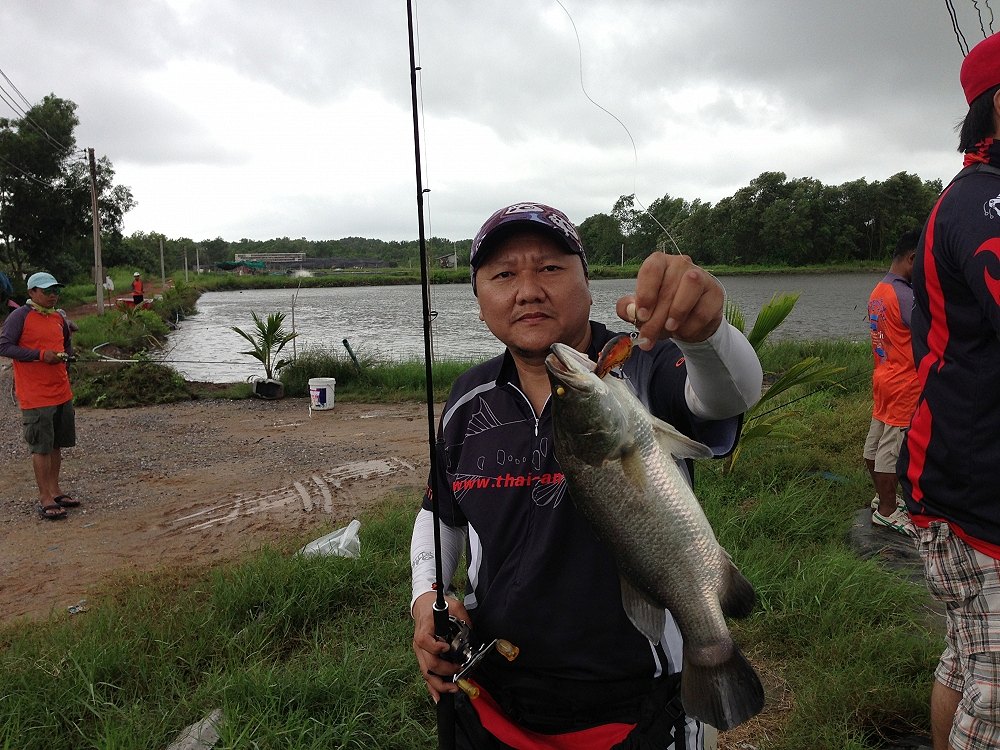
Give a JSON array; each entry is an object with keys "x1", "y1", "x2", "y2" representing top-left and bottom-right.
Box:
[
  {"x1": 681, "y1": 643, "x2": 765, "y2": 731},
  {"x1": 720, "y1": 560, "x2": 757, "y2": 620}
]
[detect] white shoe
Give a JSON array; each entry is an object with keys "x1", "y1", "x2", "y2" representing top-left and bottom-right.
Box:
[
  {"x1": 870, "y1": 495, "x2": 905, "y2": 513},
  {"x1": 872, "y1": 507, "x2": 915, "y2": 537}
]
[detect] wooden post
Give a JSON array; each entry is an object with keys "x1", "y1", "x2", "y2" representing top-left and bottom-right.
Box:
[
  {"x1": 160, "y1": 237, "x2": 166, "y2": 288},
  {"x1": 88, "y1": 148, "x2": 105, "y2": 315}
]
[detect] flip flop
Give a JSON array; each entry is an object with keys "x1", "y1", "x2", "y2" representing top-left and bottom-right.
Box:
[
  {"x1": 54, "y1": 495, "x2": 80, "y2": 508},
  {"x1": 37, "y1": 503, "x2": 67, "y2": 520}
]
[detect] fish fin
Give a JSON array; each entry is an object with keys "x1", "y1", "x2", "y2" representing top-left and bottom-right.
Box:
[
  {"x1": 650, "y1": 417, "x2": 714, "y2": 460},
  {"x1": 681, "y1": 643, "x2": 765, "y2": 731},
  {"x1": 620, "y1": 575, "x2": 666, "y2": 643},
  {"x1": 720, "y1": 558, "x2": 757, "y2": 620}
]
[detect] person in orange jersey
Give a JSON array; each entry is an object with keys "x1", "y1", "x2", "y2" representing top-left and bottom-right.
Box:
[
  {"x1": 0, "y1": 272, "x2": 79, "y2": 520},
  {"x1": 864, "y1": 228, "x2": 919, "y2": 536}
]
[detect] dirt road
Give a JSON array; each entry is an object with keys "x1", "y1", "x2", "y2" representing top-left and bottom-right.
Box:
[{"x1": 0, "y1": 393, "x2": 430, "y2": 626}]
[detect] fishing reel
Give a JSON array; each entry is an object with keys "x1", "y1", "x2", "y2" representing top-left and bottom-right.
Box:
[{"x1": 439, "y1": 615, "x2": 519, "y2": 685}]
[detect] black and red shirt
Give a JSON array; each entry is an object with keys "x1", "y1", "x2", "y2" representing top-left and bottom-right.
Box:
[
  {"x1": 900, "y1": 139, "x2": 1000, "y2": 554},
  {"x1": 422, "y1": 321, "x2": 740, "y2": 727}
]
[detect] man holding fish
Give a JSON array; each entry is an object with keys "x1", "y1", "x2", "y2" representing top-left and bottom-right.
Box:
[{"x1": 411, "y1": 202, "x2": 764, "y2": 749}]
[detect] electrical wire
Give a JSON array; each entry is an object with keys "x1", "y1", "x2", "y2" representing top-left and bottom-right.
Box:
[
  {"x1": 0, "y1": 67, "x2": 31, "y2": 110},
  {"x1": 0, "y1": 65, "x2": 78, "y2": 154}
]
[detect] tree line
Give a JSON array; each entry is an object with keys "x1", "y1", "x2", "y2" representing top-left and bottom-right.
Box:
[{"x1": 1, "y1": 95, "x2": 945, "y2": 288}]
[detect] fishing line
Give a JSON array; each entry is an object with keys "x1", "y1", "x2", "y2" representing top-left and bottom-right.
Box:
[
  {"x1": 972, "y1": 0, "x2": 992, "y2": 38},
  {"x1": 946, "y1": 0, "x2": 971, "y2": 54},
  {"x1": 553, "y1": 0, "x2": 683, "y2": 255},
  {"x1": 750, "y1": 368, "x2": 869, "y2": 419}
]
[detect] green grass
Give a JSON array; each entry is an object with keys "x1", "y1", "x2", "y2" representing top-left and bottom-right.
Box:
[
  {"x1": 280, "y1": 347, "x2": 484, "y2": 403},
  {"x1": 0, "y1": 498, "x2": 435, "y2": 750},
  {"x1": 1, "y1": 340, "x2": 938, "y2": 749}
]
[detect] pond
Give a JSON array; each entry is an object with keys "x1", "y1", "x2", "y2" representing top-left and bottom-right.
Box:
[{"x1": 157, "y1": 273, "x2": 883, "y2": 383}]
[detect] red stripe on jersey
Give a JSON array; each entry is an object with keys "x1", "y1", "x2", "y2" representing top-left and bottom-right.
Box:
[{"x1": 906, "y1": 190, "x2": 952, "y2": 503}]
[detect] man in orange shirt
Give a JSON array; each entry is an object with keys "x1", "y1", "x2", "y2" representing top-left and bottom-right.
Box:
[
  {"x1": 131, "y1": 272, "x2": 144, "y2": 305},
  {"x1": 864, "y1": 229, "x2": 920, "y2": 535},
  {"x1": 0, "y1": 272, "x2": 79, "y2": 520}
]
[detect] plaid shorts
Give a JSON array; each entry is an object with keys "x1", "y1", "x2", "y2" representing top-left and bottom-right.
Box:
[{"x1": 918, "y1": 521, "x2": 1000, "y2": 750}]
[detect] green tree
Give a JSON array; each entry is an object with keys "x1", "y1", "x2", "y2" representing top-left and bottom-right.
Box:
[
  {"x1": 578, "y1": 212, "x2": 625, "y2": 265},
  {"x1": 0, "y1": 95, "x2": 134, "y2": 284}
]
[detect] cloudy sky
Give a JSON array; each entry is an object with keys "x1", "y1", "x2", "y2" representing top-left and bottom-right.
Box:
[{"x1": 0, "y1": 1, "x2": 992, "y2": 242}]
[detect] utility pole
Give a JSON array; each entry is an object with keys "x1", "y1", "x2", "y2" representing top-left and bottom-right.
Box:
[
  {"x1": 160, "y1": 237, "x2": 166, "y2": 289},
  {"x1": 88, "y1": 148, "x2": 105, "y2": 315}
]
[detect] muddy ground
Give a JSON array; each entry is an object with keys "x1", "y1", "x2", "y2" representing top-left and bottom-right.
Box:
[{"x1": 0, "y1": 387, "x2": 429, "y2": 626}]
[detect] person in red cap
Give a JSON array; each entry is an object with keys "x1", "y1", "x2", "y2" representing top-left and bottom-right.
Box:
[
  {"x1": 410, "y1": 202, "x2": 764, "y2": 748},
  {"x1": 898, "y1": 32, "x2": 1000, "y2": 750},
  {"x1": 0, "y1": 271, "x2": 79, "y2": 520}
]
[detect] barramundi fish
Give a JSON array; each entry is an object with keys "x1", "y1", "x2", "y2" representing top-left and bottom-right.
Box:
[{"x1": 544, "y1": 341, "x2": 764, "y2": 731}]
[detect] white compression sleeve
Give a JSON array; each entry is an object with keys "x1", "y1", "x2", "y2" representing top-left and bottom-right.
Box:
[
  {"x1": 410, "y1": 508, "x2": 466, "y2": 615},
  {"x1": 675, "y1": 320, "x2": 764, "y2": 420}
]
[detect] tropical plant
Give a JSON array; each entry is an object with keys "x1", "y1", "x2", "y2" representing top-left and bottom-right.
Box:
[
  {"x1": 232, "y1": 311, "x2": 298, "y2": 381},
  {"x1": 723, "y1": 292, "x2": 845, "y2": 472}
]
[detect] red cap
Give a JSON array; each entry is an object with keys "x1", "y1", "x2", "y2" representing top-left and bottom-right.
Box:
[{"x1": 961, "y1": 33, "x2": 1000, "y2": 105}]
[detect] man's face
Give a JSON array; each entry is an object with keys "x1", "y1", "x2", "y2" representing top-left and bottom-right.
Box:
[
  {"x1": 474, "y1": 230, "x2": 592, "y2": 362},
  {"x1": 28, "y1": 286, "x2": 60, "y2": 307}
]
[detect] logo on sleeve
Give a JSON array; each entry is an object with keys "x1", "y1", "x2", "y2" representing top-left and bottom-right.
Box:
[
  {"x1": 973, "y1": 238, "x2": 1000, "y2": 306},
  {"x1": 984, "y1": 193, "x2": 1000, "y2": 219}
]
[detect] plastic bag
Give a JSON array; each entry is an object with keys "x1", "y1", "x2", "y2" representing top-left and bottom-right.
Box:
[{"x1": 299, "y1": 519, "x2": 361, "y2": 558}]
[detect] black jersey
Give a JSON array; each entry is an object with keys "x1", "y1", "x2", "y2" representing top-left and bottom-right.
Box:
[
  {"x1": 422, "y1": 321, "x2": 741, "y2": 716},
  {"x1": 900, "y1": 149, "x2": 1000, "y2": 551}
]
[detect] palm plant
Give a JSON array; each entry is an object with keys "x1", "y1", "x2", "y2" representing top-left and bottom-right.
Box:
[
  {"x1": 723, "y1": 292, "x2": 845, "y2": 472},
  {"x1": 232, "y1": 311, "x2": 298, "y2": 381}
]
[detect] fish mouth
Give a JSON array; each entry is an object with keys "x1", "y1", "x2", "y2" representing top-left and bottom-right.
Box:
[{"x1": 545, "y1": 342, "x2": 600, "y2": 393}]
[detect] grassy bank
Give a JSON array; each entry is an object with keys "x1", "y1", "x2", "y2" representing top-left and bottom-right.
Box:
[{"x1": 0, "y1": 340, "x2": 939, "y2": 748}]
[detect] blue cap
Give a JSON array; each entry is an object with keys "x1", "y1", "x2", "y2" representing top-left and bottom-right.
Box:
[
  {"x1": 26, "y1": 272, "x2": 62, "y2": 290},
  {"x1": 470, "y1": 202, "x2": 588, "y2": 295}
]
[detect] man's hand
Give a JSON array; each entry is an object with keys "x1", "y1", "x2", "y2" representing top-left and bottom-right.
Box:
[
  {"x1": 411, "y1": 591, "x2": 472, "y2": 701},
  {"x1": 40, "y1": 350, "x2": 63, "y2": 364},
  {"x1": 616, "y1": 253, "x2": 724, "y2": 346}
]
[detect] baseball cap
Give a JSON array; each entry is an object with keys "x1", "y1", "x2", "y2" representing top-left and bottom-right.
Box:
[
  {"x1": 26, "y1": 272, "x2": 62, "y2": 290},
  {"x1": 133, "y1": 272, "x2": 141, "y2": 277},
  {"x1": 469, "y1": 202, "x2": 588, "y2": 294},
  {"x1": 962, "y1": 33, "x2": 1000, "y2": 104}
]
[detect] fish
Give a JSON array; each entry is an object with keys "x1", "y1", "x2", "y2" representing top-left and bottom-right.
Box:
[{"x1": 544, "y1": 342, "x2": 765, "y2": 731}]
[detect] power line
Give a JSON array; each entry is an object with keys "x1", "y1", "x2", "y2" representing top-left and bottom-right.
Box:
[
  {"x1": 0, "y1": 65, "x2": 76, "y2": 154},
  {"x1": 0, "y1": 67, "x2": 32, "y2": 110}
]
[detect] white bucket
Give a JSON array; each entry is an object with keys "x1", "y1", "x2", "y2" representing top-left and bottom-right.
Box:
[{"x1": 308, "y1": 377, "x2": 336, "y2": 410}]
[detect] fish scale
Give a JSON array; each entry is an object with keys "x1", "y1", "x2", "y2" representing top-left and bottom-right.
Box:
[{"x1": 545, "y1": 341, "x2": 765, "y2": 731}]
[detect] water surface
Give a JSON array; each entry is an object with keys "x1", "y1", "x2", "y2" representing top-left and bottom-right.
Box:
[{"x1": 159, "y1": 273, "x2": 882, "y2": 382}]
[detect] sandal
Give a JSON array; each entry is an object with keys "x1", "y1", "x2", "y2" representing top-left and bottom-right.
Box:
[
  {"x1": 54, "y1": 495, "x2": 80, "y2": 508},
  {"x1": 37, "y1": 502, "x2": 67, "y2": 520}
]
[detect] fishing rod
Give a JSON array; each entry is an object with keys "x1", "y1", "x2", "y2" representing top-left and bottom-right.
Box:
[{"x1": 406, "y1": 2, "x2": 455, "y2": 748}]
